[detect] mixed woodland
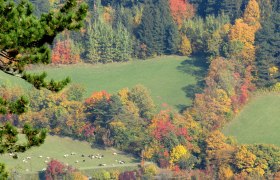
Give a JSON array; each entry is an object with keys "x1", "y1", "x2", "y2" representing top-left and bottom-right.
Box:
[{"x1": 0, "y1": 0, "x2": 280, "y2": 179}]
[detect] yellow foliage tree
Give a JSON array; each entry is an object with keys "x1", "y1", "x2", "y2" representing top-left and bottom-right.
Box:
[
  {"x1": 228, "y1": 0, "x2": 261, "y2": 66},
  {"x1": 118, "y1": 88, "x2": 140, "y2": 116},
  {"x1": 169, "y1": 145, "x2": 190, "y2": 165},
  {"x1": 228, "y1": 19, "x2": 255, "y2": 44},
  {"x1": 213, "y1": 89, "x2": 232, "y2": 114},
  {"x1": 234, "y1": 145, "x2": 257, "y2": 174},
  {"x1": 205, "y1": 130, "x2": 227, "y2": 157},
  {"x1": 133, "y1": 7, "x2": 143, "y2": 26},
  {"x1": 179, "y1": 35, "x2": 192, "y2": 56},
  {"x1": 143, "y1": 164, "x2": 159, "y2": 176},
  {"x1": 243, "y1": 0, "x2": 261, "y2": 29},
  {"x1": 72, "y1": 171, "x2": 88, "y2": 180},
  {"x1": 269, "y1": 66, "x2": 279, "y2": 76},
  {"x1": 118, "y1": 88, "x2": 130, "y2": 104},
  {"x1": 218, "y1": 165, "x2": 234, "y2": 180},
  {"x1": 110, "y1": 170, "x2": 120, "y2": 180},
  {"x1": 205, "y1": 130, "x2": 238, "y2": 177},
  {"x1": 143, "y1": 146, "x2": 157, "y2": 160},
  {"x1": 103, "y1": 6, "x2": 114, "y2": 24}
]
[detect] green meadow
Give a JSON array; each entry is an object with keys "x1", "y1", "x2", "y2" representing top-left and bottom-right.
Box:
[
  {"x1": 223, "y1": 93, "x2": 280, "y2": 146},
  {"x1": 25, "y1": 55, "x2": 205, "y2": 111},
  {"x1": 0, "y1": 135, "x2": 138, "y2": 174}
]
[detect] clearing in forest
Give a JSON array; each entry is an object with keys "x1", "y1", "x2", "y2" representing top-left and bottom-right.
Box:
[
  {"x1": 14, "y1": 55, "x2": 205, "y2": 111},
  {"x1": 223, "y1": 93, "x2": 280, "y2": 146}
]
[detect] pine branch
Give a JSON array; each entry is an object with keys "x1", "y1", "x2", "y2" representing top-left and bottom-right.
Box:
[
  {"x1": 0, "y1": 123, "x2": 47, "y2": 155},
  {"x1": 22, "y1": 72, "x2": 71, "y2": 92}
]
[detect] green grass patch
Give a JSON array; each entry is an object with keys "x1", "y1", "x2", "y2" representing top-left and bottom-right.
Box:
[
  {"x1": 28, "y1": 56, "x2": 205, "y2": 111},
  {"x1": 0, "y1": 71, "x2": 32, "y2": 90},
  {"x1": 0, "y1": 135, "x2": 138, "y2": 174},
  {"x1": 223, "y1": 93, "x2": 280, "y2": 146}
]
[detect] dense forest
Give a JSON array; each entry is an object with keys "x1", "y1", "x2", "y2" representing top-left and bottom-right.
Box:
[{"x1": 0, "y1": 0, "x2": 280, "y2": 179}]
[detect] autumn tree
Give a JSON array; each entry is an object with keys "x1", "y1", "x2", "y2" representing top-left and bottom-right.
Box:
[
  {"x1": 179, "y1": 35, "x2": 192, "y2": 56},
  {"x1": 169, "y1": 144, "x2": 190, "y2": 165},
  {"x1": 169, "y1": 0, "x2": 195, "y2": 27},
  {"x1": 234, "y1": 146, "x2": 257, "y2": 174},
  {"x1": 228, "y1": 0, "x2": 261, "y2": 66},
  {"x1": 128, "y1": 85, "x2": 156, "y2": 119},
  {"x1": 45, "y1": 160, "x2": 74, "y2": 180},
  {"x1": 51, "y1": 38, "x2": 81, "y2": 64},
  {"x1": 243, "y1": 0, "x2": 261, "y2": 28}
]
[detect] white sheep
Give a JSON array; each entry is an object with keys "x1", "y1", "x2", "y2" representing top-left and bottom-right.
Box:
[
  {"x1": 75, "y1": 160, "x2": 79, "y2": 163},
  {"x1": 63, "y1": 154, "x2": 69, "y2": 158},
  {"x1": 119, "y1": 161, "x2": 125, "y2": 164},
  {"x1": 39, "y1": 155, "x2": 43, "y2": 158}
]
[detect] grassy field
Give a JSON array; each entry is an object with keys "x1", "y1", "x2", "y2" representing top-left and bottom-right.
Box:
[
  {"x1": 26, "y1": 56, "x2": 205, "y2": 111},
  {"x1": 0, "y1": 135, "x2": 138, "y2": 174},
  {"x1": 223, "y1": 93, "x2": 280, "y2": 146}
]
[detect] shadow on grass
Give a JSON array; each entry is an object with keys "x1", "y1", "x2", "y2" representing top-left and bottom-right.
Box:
[
  {"x1": 176, "y1": 54, "x2": 208, "y2": 112},
  {"x1": 175, "y1": 104, "x2": 192, "y2": 113}
]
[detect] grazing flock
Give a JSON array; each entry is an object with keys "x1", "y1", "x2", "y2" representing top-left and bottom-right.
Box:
[{"x1": 10, "y1": 151, "x2": 126, "y2": 172}]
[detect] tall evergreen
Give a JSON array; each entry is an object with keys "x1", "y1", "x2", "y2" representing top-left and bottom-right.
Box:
[
  {"x1": 204, "y1": 0, "x2": 220, "y2": 16},
  {"x1": 136, "y1": 1, "x2": 157, "y2": 56},
  {"x1": 165, "y1": 23, "x2": 180, "y2": 54},
  {"x1": 87, "y1": 19, "x2": 132, "y2": 63},
  {"x1": 114, "y1": 22, "x2": 133, "y2": 62},
  {"x1": 189, "y1": 0, "x2": 206, "y2": 16},
  {"x1": 136, "y1": 0, "x2": 179, "y2": 57},
  {"x1": 255, "y1": 12, "x2": 280, "y2": 87},
  {"x1": 87, "y1": 21, "x2": 101, "y2": 63},
  {"x1": 220, "y1": 0, "x2": 243, "y2": 21}
]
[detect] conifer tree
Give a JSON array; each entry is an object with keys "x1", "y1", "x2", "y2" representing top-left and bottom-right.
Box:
[
  {"x1": 137, "y1": 0, "x2": 179, "y2": 57},
  {"x1": 136, "y1": 1, "x2": 156, "y2": 56},
  {"x1": 255, "y1": 12, "x2": 280, "y2": 87},
  {"x1": 114, "y1": 22, "x2": 132, "y2": 62},
  {"x1": 0, "y1": 0, "x2": 88, "y2": 91},
  {"x1": 220, "y1": 0, "x2": 243, "y2": 21},
  {"x1": 87, "y1": 21, "x2": 101, "y2": 63},
  {"x1": 204, "y1": 0, "x2": 220, "y2": 16}
]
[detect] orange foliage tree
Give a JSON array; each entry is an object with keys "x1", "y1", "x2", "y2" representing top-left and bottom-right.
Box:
[
  {"x1": 85, "y1": 91, "x2": 111, "y2": 105},
  {"x1": 169, "y1": 0, "x2": 195, "y2": 27},
  {"x1": 51, "y1": 39, "x2": 80, "y2": 64}
]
